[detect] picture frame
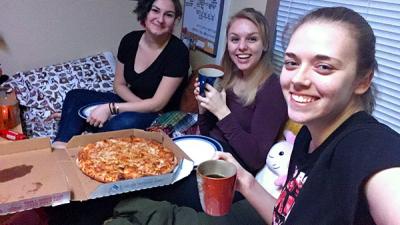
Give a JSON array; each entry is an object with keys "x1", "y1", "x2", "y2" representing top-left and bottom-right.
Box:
[{"x1": 181, "y1": 0, "x2": 224, "y2": 57}]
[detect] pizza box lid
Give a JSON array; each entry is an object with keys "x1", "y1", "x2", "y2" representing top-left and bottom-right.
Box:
[
  {"x1": 0, "y1": 138, "x2": 71, "y2": 215},
  {"x1": 61, "y1": 129, "x2": 194, "y2": 201}
]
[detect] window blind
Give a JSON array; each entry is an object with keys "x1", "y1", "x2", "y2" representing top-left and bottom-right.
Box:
[{"x1": 272, "y1": 0, "x2": 400, "y2": 133}]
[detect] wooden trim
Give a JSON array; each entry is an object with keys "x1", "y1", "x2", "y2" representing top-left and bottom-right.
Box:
[{"x1": 265, "y1": 0, "x2": 280, "y2": 59}]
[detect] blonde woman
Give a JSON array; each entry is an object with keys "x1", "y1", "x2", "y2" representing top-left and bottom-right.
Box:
[{"x1": 195, "y1": 8, "x2": 288, "y2": 173}]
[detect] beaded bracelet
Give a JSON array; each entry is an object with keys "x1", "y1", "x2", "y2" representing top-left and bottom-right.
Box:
[
  {"x1": 109, "y1": 102, "x2": 117, "y2": 115},
  {"x1": 108, "y1": 102, "x2": 113, "y2": 114}
]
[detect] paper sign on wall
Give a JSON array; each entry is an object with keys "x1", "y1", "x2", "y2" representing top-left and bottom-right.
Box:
[{"x1": 181, "y1": 0, "x2": 224, "y2": 57}]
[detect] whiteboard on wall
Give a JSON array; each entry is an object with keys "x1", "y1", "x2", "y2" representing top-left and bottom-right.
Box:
[{"x1": 181, "y1": 0, "x2": 224, "y2": 57}]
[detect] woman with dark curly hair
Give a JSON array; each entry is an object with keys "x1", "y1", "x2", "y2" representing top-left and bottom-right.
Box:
[
  {"x1": 52, "y1": 0, "x2": 189, "y2": 149},
  {"x1": 46, "y1": 1, "x2": 189, "y2": 224}
]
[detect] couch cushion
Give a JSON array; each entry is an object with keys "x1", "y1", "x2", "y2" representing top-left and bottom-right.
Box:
[{"x1": 4, "y1": 51, "x2": 116, "y2": 139}]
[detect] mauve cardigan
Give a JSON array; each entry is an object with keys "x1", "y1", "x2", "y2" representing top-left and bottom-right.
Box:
[{"x1": 198, "y1": 74, "x2": 288, "y2": 173}]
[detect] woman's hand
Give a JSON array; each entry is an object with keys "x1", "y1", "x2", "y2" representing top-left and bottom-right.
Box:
[
  {"x1": 215, "y1": 152, "x2": 276, "y2": 224},
  {"x1": 195, "y1": 83, "x2": 231, "y2": 120},
  {"x1": 87, "y1": 103, "x2": 111, "y2": 127},
  {"x1": 214, "y1": 152, "x2": 256, "y2": 194}
]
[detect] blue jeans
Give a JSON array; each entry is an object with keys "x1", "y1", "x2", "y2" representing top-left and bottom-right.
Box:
[{"x1": 54, "y1": 89, "x2": 158, "y2": 142}]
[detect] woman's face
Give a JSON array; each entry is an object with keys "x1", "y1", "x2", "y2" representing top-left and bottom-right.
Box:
[
  {"x1": 280, "y1": 21, "x2": 367, "y2": 129},
  {"x1": 144, "y1": 0, "x2": 177, "y2": 36},
  {"x1": 227, "y1": 18, "x2": 264, "y2": 76}
]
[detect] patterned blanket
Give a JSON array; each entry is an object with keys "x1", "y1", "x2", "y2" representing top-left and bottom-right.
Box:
[{"x1": 3, "y1": 52, "x2": 116, "y2": 139}]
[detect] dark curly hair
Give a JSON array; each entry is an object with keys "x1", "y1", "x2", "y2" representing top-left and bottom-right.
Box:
[{"x1": 133, "y1": 0, "x2": 182, "y2": 24}]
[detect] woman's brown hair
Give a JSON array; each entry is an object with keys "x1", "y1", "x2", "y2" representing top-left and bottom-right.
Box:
[
  {"x1": 133, "y1": 0, "x2": 182, "y2": 24},
  {"x1": 288, "y1": 7, "x2": 377, "y2": 113}
]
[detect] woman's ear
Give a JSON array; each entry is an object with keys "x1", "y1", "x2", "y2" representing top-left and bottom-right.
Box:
[
  {"x1": 174, "y1": 17, "x2": 181, "y2": 25},
  {"x1": 355, "y1": 70, "x2": 374, "y2": 95}
]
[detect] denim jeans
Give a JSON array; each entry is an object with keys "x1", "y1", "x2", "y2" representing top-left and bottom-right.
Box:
[{"x1": 54, "y1": 89, "x2": 158, "y2": 142}]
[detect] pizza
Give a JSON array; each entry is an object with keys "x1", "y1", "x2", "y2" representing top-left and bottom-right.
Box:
[{"x1": 76, "y1": 136, "x2": 178, "y2": 183}]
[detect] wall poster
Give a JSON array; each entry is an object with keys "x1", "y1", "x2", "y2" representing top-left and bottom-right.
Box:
[{"x1": 181, "y1": 0, "x2": 224, "y2": 57}]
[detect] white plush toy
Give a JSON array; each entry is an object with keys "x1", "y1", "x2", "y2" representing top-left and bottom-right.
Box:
[{"x1": 256, "y1": 130, "x2": 295, "y2": 198}]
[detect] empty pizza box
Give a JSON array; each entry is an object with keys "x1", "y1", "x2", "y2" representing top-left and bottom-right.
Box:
[{"x1": 0, "y1": 129, "x2": 194, "y2": 215}]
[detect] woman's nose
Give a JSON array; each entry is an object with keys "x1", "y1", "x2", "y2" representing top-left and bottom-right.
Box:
[
  {"x1": 157, "y1": 15, "x2": 164, "y2": 23},
  {"x1": 238, "y1": 40, "x2": 248, "y2": 50},
  {"x1": 291, "y1": 67, "x2": 311, "y2": 88}
]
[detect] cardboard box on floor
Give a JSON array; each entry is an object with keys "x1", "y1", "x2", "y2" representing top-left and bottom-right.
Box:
[
  {"x1": 0, "y1": 138, "x2": 70, "y2": 215},
  {"x1": 0, "y1": 129, "x2": 194, "y2": 215}
]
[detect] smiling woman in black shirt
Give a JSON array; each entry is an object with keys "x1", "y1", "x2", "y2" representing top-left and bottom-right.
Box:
[{"x1": 52, "y1": 0, "x2": 189, "y2": 149}]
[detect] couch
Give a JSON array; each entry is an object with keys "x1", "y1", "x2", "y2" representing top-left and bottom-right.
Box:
[
  {"x1": 4, "y1": 52, "x2": 203, "y2": 140},
  {"x1": 4, "y1": 52, "x2": 116, "y2": 140}
]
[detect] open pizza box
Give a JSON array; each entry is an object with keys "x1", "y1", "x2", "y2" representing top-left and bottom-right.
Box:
[
  {"x1": 0, "y1": 138, "x2": 71, "y2": 215},
  {"x1": 60, "y1": 129, "x2": 194, "y2": 201},
  {"x1": 0, "y1": 129, "x2": 194, "y2": 215}
]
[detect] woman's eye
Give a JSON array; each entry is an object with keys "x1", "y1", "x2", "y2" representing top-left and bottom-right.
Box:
[
  {"x1": 315, "y1": 64, "x2": 334, "y2": 74},
  {"x1": 151, "y1": 8, "x2": 159, "y2": 13},
  {"x1": 284, "y1": 60, "x2": 298, "y2": 70},
  {"x1": 247, "y1": 37, "x2": 258, "y2": 42},
  {"x1": 166, "y1": 12, "x2": 175, "y2": 18},
  {"x1": 230, "y1": 37, "x2": 239, "y2": 43}
]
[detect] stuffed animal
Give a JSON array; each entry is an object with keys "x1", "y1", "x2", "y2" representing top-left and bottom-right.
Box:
[{"x1": 255, "y1": 130, "x2": 296, "y2": 198}]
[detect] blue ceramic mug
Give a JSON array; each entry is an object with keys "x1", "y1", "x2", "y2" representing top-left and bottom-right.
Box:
[{"x1": 198, "y1": 68, "x2": 224, "y2": 96}]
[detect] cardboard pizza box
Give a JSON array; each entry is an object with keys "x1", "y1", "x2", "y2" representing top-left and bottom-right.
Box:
[
  {"x1": 0, "y1": 129, "x2": 194, "y2": 215},
  {"x1": 0, "y1": 138, "x2": 71, "y2": 215},
  {"x1": 62, "y1": 129, "x2": 194, "y2": 201}
]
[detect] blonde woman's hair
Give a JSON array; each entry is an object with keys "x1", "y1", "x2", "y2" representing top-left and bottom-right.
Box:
[{"x1": 220, "y1": 8, "x2": 273, "y2": 106}]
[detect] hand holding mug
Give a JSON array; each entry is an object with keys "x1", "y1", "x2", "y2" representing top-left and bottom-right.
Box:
[
  {"x1": 213, "y1": 152, "x2": 255, "y2": 195},
  {"x1": 198, "y1": 68, "x2": 224, "y2": 97},
  {"x1": 196, "y1": 159, "x2": 237, "y2": 216}
]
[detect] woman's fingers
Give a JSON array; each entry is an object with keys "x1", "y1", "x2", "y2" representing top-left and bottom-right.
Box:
[
  {"x1": 214, "y1": 152, "x2": 238, "y2": 166},
  {"x1": 86, "y1": 104, "x2": 110, "y2": 127}
]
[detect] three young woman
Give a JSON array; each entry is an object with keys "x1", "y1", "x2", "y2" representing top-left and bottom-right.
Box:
[
  {"x1": 105, "y1": 6, "x2": 400, "y2": 225},
  {"x1": 52, "y1": 0, "x2": 189, "y2": 148}
]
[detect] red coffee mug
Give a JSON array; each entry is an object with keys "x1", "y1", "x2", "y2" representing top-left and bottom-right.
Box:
[{"x1": 196, "y1": 160, "x2": 237, "y2": 216}]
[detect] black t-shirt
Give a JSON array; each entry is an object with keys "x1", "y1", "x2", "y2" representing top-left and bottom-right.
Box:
[
  {"x1": 117, "y1": 30, "x2": 189, "y2": 111},
  {"x1": 273, "y1": 111, "x2": 400, "y2": 225}
]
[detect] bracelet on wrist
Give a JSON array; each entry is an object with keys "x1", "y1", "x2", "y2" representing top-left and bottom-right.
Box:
[
  {"x1": 110, "y1": 102, "x2": 119, "y2": 115},
  {"x1": 108, "y1": 102, "x2": 113, "y2": 114},
  {"x1": 115, "y1": 103, "x2": 119, "y2": 114}
]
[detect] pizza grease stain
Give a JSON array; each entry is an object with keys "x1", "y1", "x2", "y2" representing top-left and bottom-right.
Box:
[
  {"x1": 27, "y1": 182, "x2": 43, "y2": 193},
  {"x1": 0, "y1": 194, "x2": 10, "y2": 203},
  {"x1": 0, "y1": 164, "x2": 33, "y2": 182}
]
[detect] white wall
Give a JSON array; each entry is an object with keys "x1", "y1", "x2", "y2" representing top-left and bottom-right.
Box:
[
  {"x1": 0, "y1": 0, "x2": 267, "y2": 74},
  {"x1": 0, "y1": 0, "x2": 139, "y2": 74}
]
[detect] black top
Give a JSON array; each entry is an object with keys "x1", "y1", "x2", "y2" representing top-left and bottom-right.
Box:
[
  {"x1": 273, "y1": 111, "x2": 400, "y2": 225},
  {"x1": 117, "y1": 30, "x2": 190, "y2": 111}
]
